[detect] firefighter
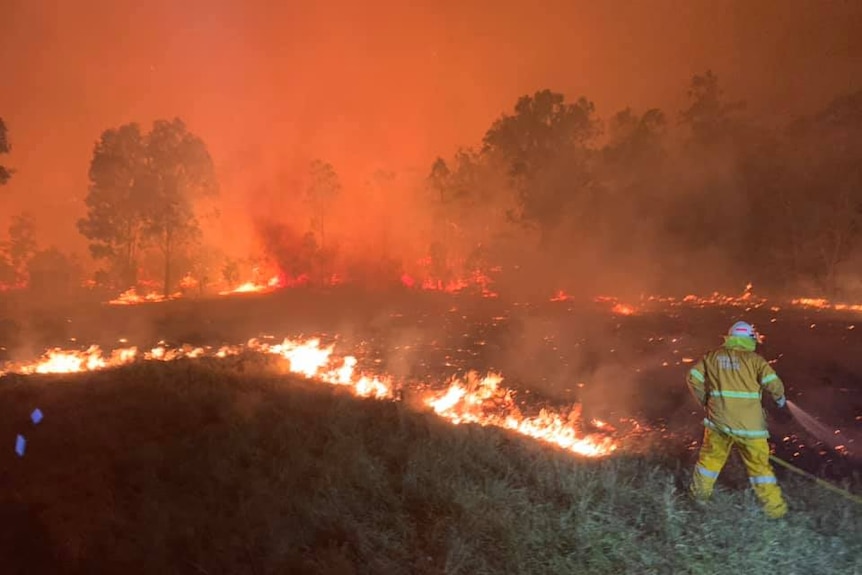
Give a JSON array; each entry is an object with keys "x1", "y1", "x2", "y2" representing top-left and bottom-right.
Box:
[{"x1": 686, "y1": 321, "x2": 790, "y2": 518}]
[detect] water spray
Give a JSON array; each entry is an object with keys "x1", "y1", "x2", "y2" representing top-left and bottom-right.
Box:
[
  {"x1": 785, "y1": 400, "x2": 854, "y2": 453},
  {"x1": 769, "y1": 399, "x2": 862, "y2": 505}
]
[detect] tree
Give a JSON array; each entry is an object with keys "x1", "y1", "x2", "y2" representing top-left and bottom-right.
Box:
[
  {"x1": 483, "y1": 89, "x2": 598, "y2": 177},
  {"x1": 222, "y1": 259, "x2": 240, "y2": 288},
  {"x1": 77, "y1": 123, "x2": 150, "y2": 287},
  {"x1": 306, "y1": 160, "x2": 341, "y2": 249},
  {"x1": 482, "y1": 89, "x2": 599, "y2": 233},
  {"x1": 428, "y1": 157, "x2": 451, "y2": 203},
  {"x1": 77, "y1": 119, "x2": 217, "y2": 295},
  {"x1": 595, "y1": 108, "x2": 668, "y2": 254},
  {"x1": 600, "y1": 107, "x2": 667, "y2": 205},
  {"x1": 0, "y1": 213, "x2": 37, "y2": 286},
  {"x1": 0, "y1": 118, "x2": 12, "y2": 186},
  {"x1": 259, "y1": 221, "x2": 321, "y2": 281},
  {"x1": 775, "y1": 90, "x2": 862, "y2": 294},
  {"x1": 665, "y1": 72, "x2": 751, "y2": 283},
  {"x1": 680, "y1": 70, "x2": 745, "y2": 149},
  {"x1": 144, "y1": 119, "x2": 218, "y2": 296},
  {"x1": 7, "y1": 212, "x2": 37, "y2": 271},
  {"x1": 604, "y1": 108, "x2": 666, "y2": 168}
]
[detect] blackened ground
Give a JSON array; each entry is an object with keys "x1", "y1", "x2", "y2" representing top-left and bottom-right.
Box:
[{"x1": 1, "y1": 285, "x2": 860, "y2": 479}]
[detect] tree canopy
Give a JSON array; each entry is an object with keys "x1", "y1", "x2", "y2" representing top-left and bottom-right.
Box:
[
  {"x1": 425, "y1": 75, "x2": 862, "y2": 296},
  {"x1": 77, "y1": 118, "x2": 217, "y2": 294}
]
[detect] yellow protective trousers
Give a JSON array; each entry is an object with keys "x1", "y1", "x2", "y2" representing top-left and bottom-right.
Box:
[{"x1": 690, "y1": 427, "x2": 788, "y2": 518}]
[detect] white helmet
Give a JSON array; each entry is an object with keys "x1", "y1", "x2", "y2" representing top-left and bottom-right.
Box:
[{"x1": 728, "y1": 321, "x2": 757, "y2": 340}]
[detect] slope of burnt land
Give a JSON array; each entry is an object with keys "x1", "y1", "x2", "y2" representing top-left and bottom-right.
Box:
[
  {"x1": 1, "y1": 286, "x2": 859, "y2": 479},
  {"x1": 0, "y1": 361, "x2": 859, "y2": 574}
]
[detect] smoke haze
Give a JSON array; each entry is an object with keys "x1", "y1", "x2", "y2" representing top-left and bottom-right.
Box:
[{"x1": 2, "y1": 0, "x2": 860, "y2": 268}]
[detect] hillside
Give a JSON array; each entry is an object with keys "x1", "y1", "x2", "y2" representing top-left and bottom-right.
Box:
[{"x1": 0, "y1": 360, "x2": 859, "y2": 574}]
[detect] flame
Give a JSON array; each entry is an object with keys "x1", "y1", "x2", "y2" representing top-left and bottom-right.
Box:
[
  {"x1": 108, "y1": 287, "x2": 181, "y2": 305},
  {"x1": 401, "y1": 271, "x2": 498, "y2": 298},
  {"x1": 179, "y1": 274, "x2": 198, "y2": 290},
  {"x1": 0, "y1": 337, "x2": 393, "y2": 400},
  {"x1": 791, "y1": 297, "x2": 862, "y2": 313},
  {"x1": 611, "y1": 303, "x2": 636, "y2": 316},
  {"x1": 217, "y1": 274, "x2": 313, "y2": 296},
  {"x1": 550, "y1": 290, "x2": 571, "y2": 302},
  {"x1": 219, "y1": 280, "x2": 273, "y2": 295},
  {"x1": 4, "y1": 345, "x2": 139, "y2": 375},
  {"x1": 587, "y1": 285, "x2": 772, "y2": 315},
  {"x1": 1, "y1": 337, "x2": 615, "y2": 457},
  {"x1": 425, "y1": 371, "x2": 616, "y2": 457}
]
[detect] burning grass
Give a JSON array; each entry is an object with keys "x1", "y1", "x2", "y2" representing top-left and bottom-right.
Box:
[
  {"x1": 0, "y1": 336, "x2": 617, "y2": 458},
  {"x1": 0, "y1": 361, "x2": 860, "y2": 574}
]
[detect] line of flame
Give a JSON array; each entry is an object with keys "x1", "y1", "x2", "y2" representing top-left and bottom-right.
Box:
[{"x1": 0, "y1": 337, "x2": 616, "y2": 458}]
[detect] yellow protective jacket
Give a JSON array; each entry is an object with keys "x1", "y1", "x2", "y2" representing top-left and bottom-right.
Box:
[{"x1": 686, "y1": 336, "x2": 786, "y2": 438}]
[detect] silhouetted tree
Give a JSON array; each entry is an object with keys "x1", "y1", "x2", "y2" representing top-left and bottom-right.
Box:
[
  {"x1": 78, "y1": 119, "x2": 217, "y2": 294},
  {"x1": 143, "y1": 118, "x2": 218, "y2": 296},
  {"x1": 483, "y1": 89, "x2": 598, "y2": 177},
  {"x1": 0, "y1": 118, "x2": 12, "y2": 186},
  {"x1": 482, "y1": 89, "x2": 599, "y2": 233},
  {"x1": 775, "y1": 90, "x2": 862, "y2": 293},
  {"x1": 428, "y1": 157, "x2": 450, "y2": 203},
  {"x1": 595, "y1": 108, "x2": 668, "y2": 253},
  {"x1": 306, "y1": 160, "x2": 341, "y2": 249},
  {"x1": 680, "y1": 70, "x2": 745, "y2": 149},
  {"x1": 259, "y1": 221, "x2": 321, "y2": 280},
  {"x1": 663, "y1": 71, "x2": 750, "y2": 280},
  {"x1": 604, "y1": 108, "x2": 666, "y2": 168},
  {"x1": 221, "y1": 259, "x2": 240, "y2": 288},
  {"x1": 77, "y1": 124, "x2": 150, "y2": 287},
  {"x1": 1, "y1": 213, "x2": 37, "y2": 286}
]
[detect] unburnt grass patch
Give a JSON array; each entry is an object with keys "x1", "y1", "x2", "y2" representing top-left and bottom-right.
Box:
[{"x1": 0, "y1": 361, "x2": 858, "y2": 574}]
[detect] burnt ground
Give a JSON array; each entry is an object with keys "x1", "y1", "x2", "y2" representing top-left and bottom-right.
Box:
[
  {"x1": 0, "y1": 286, "x2": 861, "y2": 573},
  {"x1": 1, "y1": 285, "x2": 860, "y2": 480}
]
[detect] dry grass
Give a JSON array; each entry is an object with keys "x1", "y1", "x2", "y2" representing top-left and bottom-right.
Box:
[{"x1": 0, "y1": 359, "x2": 859, "y2": 574}]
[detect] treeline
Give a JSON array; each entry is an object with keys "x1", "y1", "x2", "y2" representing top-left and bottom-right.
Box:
[
  {"x1": 426, "y1": 72, "x2": 862, "y2": 296},
  {"x1": 2, "y1": 71, "x2": 860, "y2": 299}
]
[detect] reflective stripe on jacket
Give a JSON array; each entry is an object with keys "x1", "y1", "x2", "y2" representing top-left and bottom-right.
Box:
[{"x1": 686, "y1": 336, "x2": 786, "y2": 438}]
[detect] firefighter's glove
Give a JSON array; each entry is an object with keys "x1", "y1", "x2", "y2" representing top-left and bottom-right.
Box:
[{"x1": 773, "y1": 397, "x2": 792, "y2": 424}]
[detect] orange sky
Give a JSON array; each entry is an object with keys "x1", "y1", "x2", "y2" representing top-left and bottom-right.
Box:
[{"x1": 1, "y1": 0, "x2": 860, "y2": 255}]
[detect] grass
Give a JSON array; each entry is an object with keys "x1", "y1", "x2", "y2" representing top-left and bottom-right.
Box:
[{"x1": 0, "y1": 359, "x2": 859, "y2": 575}]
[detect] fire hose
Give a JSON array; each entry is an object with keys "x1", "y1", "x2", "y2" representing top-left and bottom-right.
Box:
[{"x1": 769, "y1": 454, "x2": 862, "y2": 505}]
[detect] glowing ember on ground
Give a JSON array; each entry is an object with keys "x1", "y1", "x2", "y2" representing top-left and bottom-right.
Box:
[
  {"x1": 791, "y1": 298, "x2": 862, "y2": 313},
  {"x1": 611, "y1": 303, "x2": 636, "y2": 316},
  {"x1": 550, "y1": 290, "x2": 571, "y2": 302},
  {"x1": 401, "y1": 270, "x2": 498, "y2": 298},
  {"x1": 0, "y1": 337, "x2": 615, "y2": 457},
  {"x1": 592, "y1": 296, "x2": 637, "y2": 315},
  {"x1": 108, "y1": 288, "x2": 180, "y2": 305}
]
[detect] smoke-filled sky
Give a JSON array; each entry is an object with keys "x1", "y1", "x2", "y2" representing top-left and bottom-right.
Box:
[{"x1": 1, "y1": 0, "x2": 860, "y2": 254}]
